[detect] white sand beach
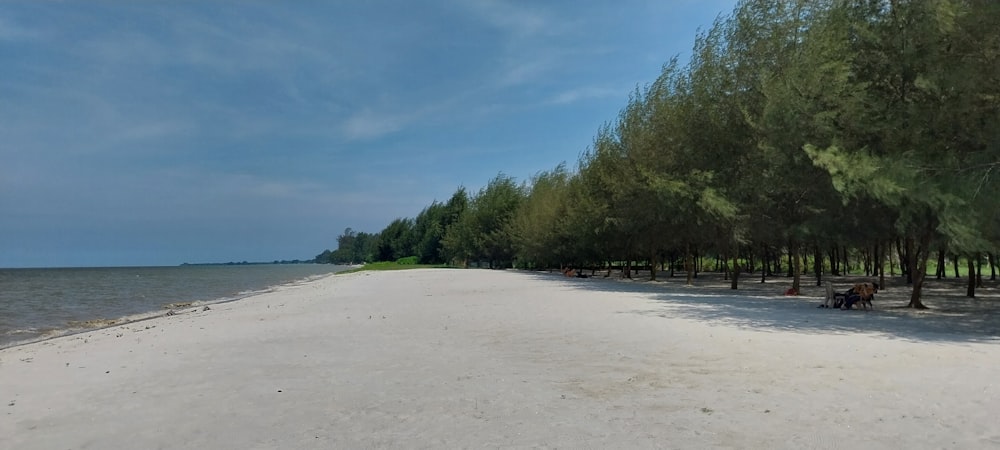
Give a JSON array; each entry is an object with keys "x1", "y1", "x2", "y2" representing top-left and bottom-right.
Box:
[{"x1": 2, "y1": 269, "x2": 999, "y2": 449}]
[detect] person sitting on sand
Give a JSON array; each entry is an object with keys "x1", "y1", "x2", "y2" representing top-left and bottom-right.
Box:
[
  {"x1": 843, "y1": 282, "x2": 878, "y2": 310},
  {"x1": 819, "y1": 281, "x2": 878, "y2": 309}
]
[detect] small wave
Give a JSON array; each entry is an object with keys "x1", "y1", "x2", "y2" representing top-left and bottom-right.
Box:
[
  {"x1": 4, "y1": 327, "x2": 39, "y2": 335},
  {"x1": 41, "y1": 328, "x2": 69, "y2": 338},
  {"x1": 0, "y1": 269, "x2": 336, "y2": 348},
  {"x1": 1, "y1": 327, "x2": 62, "y2": 350},
  {"x1": 67, "y1": 318, "x2": 120, "y2": 328},
  {"x1": 163, "y1": 301, "x2": 195, "y2": 309}
]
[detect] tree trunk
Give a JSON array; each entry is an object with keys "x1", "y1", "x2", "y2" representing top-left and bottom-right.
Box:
[
  {"x1": 730, "y1": 249, "x2": 740, "y2": 290},
  {"x1": 790, "y1": 241, "x2": 802, "y2": 293},
  {"x1": 767, "y1": 246, "x2": 775, "y2": 276},
  {"x1": 826, "y1": 247, "x2": 840, "y2": 277},
  {"x1": 685, "y1": 243, "x2": 694, "y2": 285},
  {"x1": 904, "y1": 237, "x2": 914, "y2": 285},
  {"x1": 649, "y1": 251, "x2": 657, "y2": 281},
  {"x1": 952, "y1": 253, "x2": 960, "y2": 278},
  {"x1": 896, "y1": 237, "x2": 906, "y2": 278},
  {"x1": 761, "y1": 244, "x2": 767, "y2": 283},
  {"x1": 934, "y1": 248, "x2": 947, "y2": 280},
  {"x1": 623, "y1": 240, "x2": 633, "y2": 279},
  {"x1": 814, "y1": 244, "x2": 823, "y2": 286},
  {"x1": 975, "y1": 252, "x2": 983, "y2": 288},
  {"x1": 974, "y1": 252, "x2": 983, "y2": 288},
  {"x1": 967, "y1": 257, "x2": 976, "y2": 298},
  {"x1": 787, "y1": 245, "x2": 794, "y2": 277},
  {"x1": 863, "y1": 246, "x2": 871, "y2": 276},
  {"x1": 694, "y1": 246, "x2": 700, "y2": 278},
  {"x1": 888, "y1": 239, "x2": 896, "y2": 276},
  {"x1": 990, "y1": 252, "x2": 997, "y2": 281},
  {"x1": 878, "y1": 240, "x2": 886, "y2": 291},
  {"x1": 906, "y1": 231, "x2": 931, "y2": 309}
]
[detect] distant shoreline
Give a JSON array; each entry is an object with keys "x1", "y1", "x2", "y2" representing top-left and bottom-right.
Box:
[
  {"x1": 1, "y1": 262, "x2": 329, "y2": 270},
  {"x1": 0, "y1": 265, "x2": 347, "y2": 349},
  {"x1": 180, "y1": 260, "x2": 319, "y2": 266}
]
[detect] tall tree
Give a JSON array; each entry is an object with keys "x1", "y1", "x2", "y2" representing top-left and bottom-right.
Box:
[
  {"x1": 513, "y1": 164, "x2": 576, "y2": 269},
  {"x1": 805, "y1": 0, "x2": 998, "y2": 308},
  {"x1": 444, "y1": 174, "x2": 524, "y2": 268},
  {"x1": 376, "y1": 218, "x2": 415, "y2": 262},
  {"x1": 412, "y1": 202, "x2": 448, "y2": 264}
]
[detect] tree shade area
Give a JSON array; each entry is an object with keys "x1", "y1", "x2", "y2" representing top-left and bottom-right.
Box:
[{"x1": 316, "y1": 0, "x2": 999, "y2": 309}]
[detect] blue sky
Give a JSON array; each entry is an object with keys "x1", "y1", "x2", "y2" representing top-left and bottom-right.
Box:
[{"x1": 0, "y1": 0, "x2": 735, "y2": 268}]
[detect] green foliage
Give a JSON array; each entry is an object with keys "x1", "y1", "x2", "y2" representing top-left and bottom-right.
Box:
[
  {"x1": 315, "y1": 228, "x2": 377, "y2": 264},
  {"x1": 411, "y1": 203, "x2": 443, "y2": 264},
  {"x1": 337, "y1": 261, "x2": 451, "y2": 274},
  {"x1": 440, "y1": 187, "x2": 473, "y2": 265},
  {"x1": 395, "y1": 256, "x2": 418, "y2": 265},
  {"x1": 322, "y1": 0, "x2": 999, "y2": 306},
  {"x1": 443, "y1": 174, "x2": 525, "y2": 268},
  {"x1": 376, "y1": 218, "x2": 416, "y2": 262},
  {"x1": 512, "y1": 164, "x2": 575, "y2": 268}
]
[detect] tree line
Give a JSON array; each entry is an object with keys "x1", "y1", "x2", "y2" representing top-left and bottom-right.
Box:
[{"x1": 317, "y1": 0, "x2": 999, "y2": 308}]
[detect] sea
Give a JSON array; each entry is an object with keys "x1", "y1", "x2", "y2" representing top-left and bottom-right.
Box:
[{"x1": 0, "y1": 264, "x2": 349, "y2": 349}]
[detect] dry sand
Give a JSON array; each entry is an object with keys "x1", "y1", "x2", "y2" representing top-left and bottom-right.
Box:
[{"x1": 2, "y1": 268, "x2": 999, "y2": 449}]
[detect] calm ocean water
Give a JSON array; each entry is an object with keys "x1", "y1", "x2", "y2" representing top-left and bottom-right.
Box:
[{"x1": 0, "y1": 264, "x2": 349, "y2": 348}]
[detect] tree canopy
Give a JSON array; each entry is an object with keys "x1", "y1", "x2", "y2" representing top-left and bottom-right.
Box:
[{"x1": 318, "y1": 0, "x2": 999, "y2": 308}]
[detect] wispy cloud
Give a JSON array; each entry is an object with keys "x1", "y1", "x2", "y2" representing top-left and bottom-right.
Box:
[
  {"x1": 495, "y1": 58, "x2": 554, "y2": 87},
  {"x1": 108, "y1": 119, "x2": 196, "y2": 145},
  {"x1": 453, "y1": 0, "x2": 572, "y2": 88},
  {"x1": 0, "y1": 0, "x2": 739, "y2": 266},
  {"x1": 546, "y1": 86, "x2": 622, "y2": 105},
  {"x1": 340, "y1": 109, "x2": 409, "y2": 140},
  {"x1": 458, "y1": 0, "x2": 549, "y2": 38},
  {"x1": 0, "y1": 15, "x2": 41, "y2": 41}
]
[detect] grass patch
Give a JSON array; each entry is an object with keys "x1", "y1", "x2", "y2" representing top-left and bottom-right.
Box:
[
  {"x1": 395, "y1": 256, "x2": 419, "y2": 265},
  {"x1": 338, "y1": 261, "x2": 453, "y2": 274}
]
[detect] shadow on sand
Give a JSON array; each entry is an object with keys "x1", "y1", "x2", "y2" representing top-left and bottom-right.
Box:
[{"x1": 523, "y1": 270, "x2": 1000, "y2": 344}]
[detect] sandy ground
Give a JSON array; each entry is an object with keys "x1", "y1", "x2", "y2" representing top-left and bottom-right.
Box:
[{"x1": 2, "y1": 268, "x2": 999, "y2": 449}]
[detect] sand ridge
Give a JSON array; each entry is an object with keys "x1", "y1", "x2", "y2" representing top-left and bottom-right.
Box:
[{"x1": 2, "y1": 269, "x2": 999, "y2": 449}]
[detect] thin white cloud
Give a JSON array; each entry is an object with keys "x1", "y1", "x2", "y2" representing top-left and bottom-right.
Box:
[
  {"x1": 338, "y1": 87, "x2": 485, "y2": 141},
  {"x1": 0, "y1": 15, "x2": 41, "y2": 41},
  {"x1": 454, "y1": 0, "x2": 578, "y2": 89},
  {"x1": 458, "y1": 0, "x2": 548, "y2": 38},
  {"x1": 496, "y1": 58, "x2": 554, "y2": 87},
  {"x1": 546, "y1": 86, "x2": 622, "y2": 105},
  {"x1": 79, "y1": 15, "x2": 333, "y2": 77},
  {"x1": 340, "y1": 109, "x2": 409, "y2": 140},
  {"x1": 109, "y1": 119, "x2": 196, "y2": 144},
  {"x1": 2, "y1": 0, "x2": 741, "y2": 267}
]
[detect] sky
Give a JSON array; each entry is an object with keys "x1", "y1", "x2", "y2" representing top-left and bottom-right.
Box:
[{"x1": 0, "y1": 0, "x2": 736, "y2": 268}]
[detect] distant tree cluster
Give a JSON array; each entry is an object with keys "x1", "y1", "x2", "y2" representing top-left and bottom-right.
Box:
[
  {"x1": 319, "y1": 0, "x2": 999, "y2": 308},
  {"x1": 314, "y1": 187, "x2": 471, "y2": 266},
  {"x1": 313, "y1": 228, "x2": 377, "y2": 265}
]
